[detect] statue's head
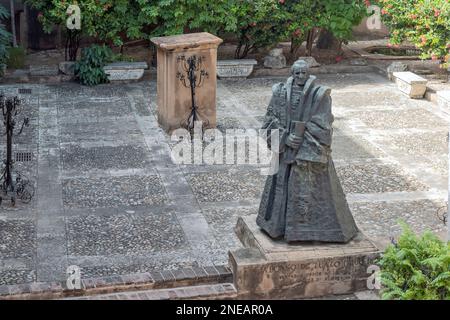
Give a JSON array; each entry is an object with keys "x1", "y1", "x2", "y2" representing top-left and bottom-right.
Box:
[{"x1": 291, "y1": 60, "x2": 309, "y2": 85}]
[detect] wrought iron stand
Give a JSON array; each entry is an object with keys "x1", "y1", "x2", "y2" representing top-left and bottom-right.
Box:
[
  {"x1": 176, "y1": 55, "x2": 209, "y2": 130},
  {"x1": 0, "y1": 94, "x2": 34, "y2": 206}
]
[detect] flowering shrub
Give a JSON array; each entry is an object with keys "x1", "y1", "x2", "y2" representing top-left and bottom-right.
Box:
[{"x1": 376, "y1": 0, "x2": 450, "y2": 67}]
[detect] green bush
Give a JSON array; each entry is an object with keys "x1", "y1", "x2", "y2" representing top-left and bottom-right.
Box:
[
  {"x1": 378, "y1": 223, "x2": 450, "y2": 300},
  {"x1": 6, "y1": 46, "x2": 26, "y2": 69},
  {"x1": 75, "y1": 44, "x2": 113, "y2": 86},
  {"x1": 111, "y1": 53, "x2": 134, "y2": 62}
]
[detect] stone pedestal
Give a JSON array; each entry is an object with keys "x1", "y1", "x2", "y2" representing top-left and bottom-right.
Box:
[
  {"x1": 229, "y1": 216, "x2": 381, "y2": 299},
  {"x1": 151, "y1": 33, "x2": 223, "y2": 132}
]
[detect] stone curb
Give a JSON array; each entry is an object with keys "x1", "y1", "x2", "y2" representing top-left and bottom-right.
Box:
[
  {"x1": 250, "y1": 65, "x2": 380, "y2": 78},
  {"x1": 67, "y1": 283, "x2": 238, "y2": 300},
  {"x1": 0, "y1": 265, "x2": 232, "y2": 300}
]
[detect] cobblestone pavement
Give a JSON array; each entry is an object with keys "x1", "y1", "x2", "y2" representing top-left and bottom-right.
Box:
[{"x1": 0, "y1": 73, "x2": 448, "y2": 286}]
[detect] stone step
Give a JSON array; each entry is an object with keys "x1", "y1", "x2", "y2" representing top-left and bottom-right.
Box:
[
  {"x1": 64, "y1": 283, "x2": 238, "y2": 300},
  {"x1": 0, "y1": 265, "x2": 233, "y2": 300}
]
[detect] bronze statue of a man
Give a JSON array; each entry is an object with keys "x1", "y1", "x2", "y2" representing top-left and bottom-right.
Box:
[{"x1": 257, "y1": 60, "x2": 358, "y2": 243}]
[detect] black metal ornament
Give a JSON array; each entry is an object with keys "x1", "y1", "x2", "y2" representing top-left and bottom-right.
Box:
[
  {"x1": 0, "y1": 94, "x2": 35, "y2": 206},
  {"x1": 176, "y1": 55, "x2": 209, "y2": 130}
]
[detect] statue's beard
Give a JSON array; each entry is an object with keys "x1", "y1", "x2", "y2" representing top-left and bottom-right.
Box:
[{"x1": 294, "y1": 78, "x2": 307, "y2": 86}]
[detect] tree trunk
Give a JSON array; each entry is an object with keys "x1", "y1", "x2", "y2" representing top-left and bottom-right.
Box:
[
  {"x1": 9, "y1": 0, "x2": 17, "y2": 47},
  {"x1": 289, "y1": 36, "x2": 304, "y2": 62},
  {"x1": 316, "y1": 29, "x2": 338, "y2": 50},
  {"x1": 305, "y1": 28, "x2": 317, "y2": 57}
]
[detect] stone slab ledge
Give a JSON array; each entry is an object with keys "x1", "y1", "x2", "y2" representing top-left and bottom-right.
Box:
[{"x1": 66, "y1": 283, "x2": 238, "y2": 300}]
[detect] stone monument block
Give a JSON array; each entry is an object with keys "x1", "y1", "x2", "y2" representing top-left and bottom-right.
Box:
[
  {"x1": 387, "y1": 61, "x2": 408, "y2": 80},
  {"x1": 229, "y1": 216, "x2": 381, "y2": 299},
  {"x1": 393, "y1": 71, "x2": 427, "y2": 99},
  {"x1": 151, "y1": 32, "x2": 223, "y2": 132},
  {"x1": 264, "y1": 48, "x2": 286, "y2": 69}
]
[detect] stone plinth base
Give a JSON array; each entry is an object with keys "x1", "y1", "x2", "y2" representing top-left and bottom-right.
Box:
[{"x1": 229, "y1": 216, "x2": 381, "y2": 299}]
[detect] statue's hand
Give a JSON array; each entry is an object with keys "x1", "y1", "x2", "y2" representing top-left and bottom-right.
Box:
[{"x1": 285, "y1": 133, "x2": 303, "y2": 150}]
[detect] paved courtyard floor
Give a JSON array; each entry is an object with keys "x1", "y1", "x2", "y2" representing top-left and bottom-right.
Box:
[{"x1": 0, "y1": 73, "x2": 448, "y2": 286}]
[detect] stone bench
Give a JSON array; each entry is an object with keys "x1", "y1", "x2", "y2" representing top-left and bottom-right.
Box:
[
  {"x1": 217, "y1": 59, "x2": 257, "y2": 79},
  {"x1": 392, "y1": 71, "x2": 428, "y2": 99},
  {"x1": 437, "y1": 90, "x2": 450, "y2": 114},
  {"x1": 103, "y1": 62, "x2": 148, "y2": 81}
]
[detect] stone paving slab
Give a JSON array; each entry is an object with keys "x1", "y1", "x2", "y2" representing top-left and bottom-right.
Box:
[
  {"x1": 0, "y1": 72, "x2": 448, "y2": 296},
  {"x1": 187, "y1": 170, "x2": 266, "y2": 202},
  {"x1": 355, "y1": 108, "x2": 449, "y2": 130},
  {"x1": 61, "y1": 145, "x2": 152, "y2": 171},
  {"x1": 336, "y1": 163, "x2": 428, "y2": 194},
  {"x1": 67, "y1": 212, "x2": 187, "y2": 256},
  {"x1": 62, "y1": 175, "x2": 168, "y2": 208}
]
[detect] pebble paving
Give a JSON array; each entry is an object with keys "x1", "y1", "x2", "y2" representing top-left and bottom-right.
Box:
[{"x1": 0, "y1": 73, "x2": 448, "y2": 286}]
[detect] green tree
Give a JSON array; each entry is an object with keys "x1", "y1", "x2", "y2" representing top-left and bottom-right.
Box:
[
  {"x1": 25, "y1": 1, "x2": 237, "y2": 59},
  {"x1": 0, "y1": 4, "x2": 11, "y2": 75},
  {"x1": 143, "y1": 0, "x2": 237, "y2": 37},
  {"x1": 25, "y1": 0, "x2": 149, "y2": 46},
  {"x1": 229, "y1": 0, "x2": 286, "y2": 59},
  {"x1": 279, "y1": 0, "x2": 369, "y2": 58}
]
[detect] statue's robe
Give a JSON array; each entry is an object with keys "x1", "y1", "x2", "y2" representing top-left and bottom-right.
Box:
[{"x1": 256, "y1": 75, "x2": 358, "y2": 243}]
